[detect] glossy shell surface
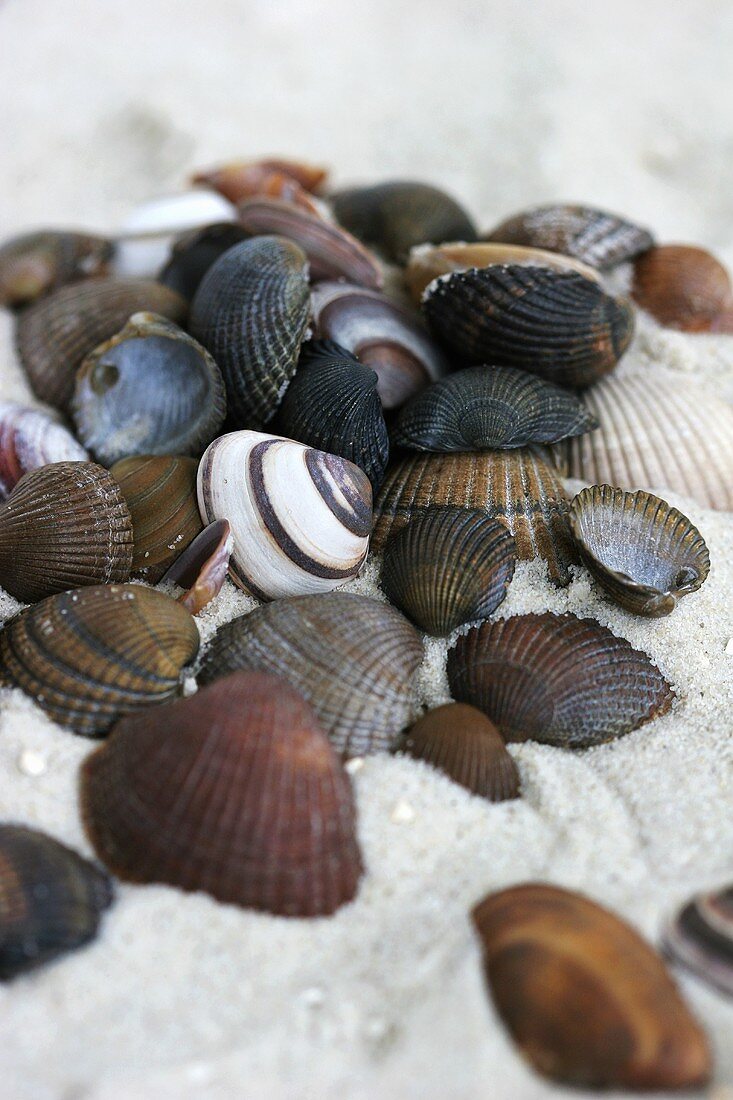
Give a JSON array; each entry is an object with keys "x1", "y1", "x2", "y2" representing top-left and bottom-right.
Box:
[
  {"x1": 0, "y1": 402, "x2": 88, "y2": 499},
  {"x1": 484, "y1": 204, "x2": 655, "y2": 269},
  {"x1": 663, "y1": 885, "x2": 733, "y2": 998}
]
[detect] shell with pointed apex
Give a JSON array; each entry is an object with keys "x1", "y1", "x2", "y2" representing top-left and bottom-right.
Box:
[
  {"x1": 663, "y1": 885, "x2": 733, "y2": 998},
  {"x1": 0, "y1": 402, "x2": 88, "y2": 499},
  {"x1": 113, "y1": 190, "x2": 238, "y2": 278},
  {"x1": 472, "y1": 883, "x2": 711, "y2": 1089},
  {"x1": 189, "y1": 236, "x2": 310, "y2": 427},
  {"x1": 160, "y1": 519, "x2": 233, "y2": 614},
  {"x1": 380, "y1": 506, "x2": 516, "y2": 635},
  {"x1": 570, "y1": 485, "x2": 710, "y2": 617},
  {"x1": 632, "y1": 244, "x2": 731, "y2": 331},
  {"x1": 193, "y1": 158, "x2": 328, "y2": 203},
  {"x1": 0, "y1": 230, "x2": 113, "y2": 308},
  {"x1": 15, "y1": 278, "x2": 187, "y2": 412},
  {"x1": 447, "y1": 612, "x2": 673, "y2": 749},
  {"x1": 423, "y1": 265, "x2": 634, "y2": 389},
  {"x1": 0, "y1": 584, "x2": 199, "y2": 737},
  {"x1": 0, "y1": 824, "x2": 113, "y2": 981},
  {"x1": 159, "y1": 223, "x2": 250, "y2": 301},
  {"x1": 81, "y1": 671, "x2": 362, "y2": 916},
  {"x1": 198, "y1": 593, "x2": 423, "y2": 758}
]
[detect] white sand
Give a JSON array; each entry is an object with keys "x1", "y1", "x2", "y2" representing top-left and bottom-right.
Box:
[{"x1": 1, "y1": 2, "x2": 732, "y2": 1097}]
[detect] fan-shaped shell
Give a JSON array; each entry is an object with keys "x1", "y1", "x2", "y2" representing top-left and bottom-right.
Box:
[
  {"x1": 380, "y1": 506, "x2": 516, "y2": 635},
  {"x1": 0, "y1": 230, "x2": 113, "y2": 308},
  {"x1": 159, "y1": 223, "x2": 250, "y2": 301},
  {"x1": 423, "y1": 265, "x2": 634, "y2": 388},
  {"x1": 81, "y1": 671, "x2": 362, "y2": 916},
  {"x1": 570, "y1": 485, "x2": 710, "y2": 617},
  {"x1": 663, "y1": 885, "x2": 733, "y2": 998},
  {"x1": 632, "y1": 244, "x2": 731, "y2": 331},
  {"x1": 193, "y1": 158, "x2": 327, "y2": 203},
  {"x1": 0, "y1": 584, "x2": 199, "y2": 736},
  {"x1": 447, "y1": 612, "x2": 673, "y2": 749},
  {"x1": 198, "y1": 592, "x2": 423, "y2": 758},
  {"x1": 0, "y1": 402, "x2": 88, "y2": 499},
  {"x1": 189, "y1": 236, "x2": 310, "y2": 427},
  {"x1": 160, "y1": 519, "x2": 233, "y2": 614}
]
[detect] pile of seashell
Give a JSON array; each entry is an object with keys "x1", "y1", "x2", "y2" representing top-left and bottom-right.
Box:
[{"x1": 1, "y1": 157, "x2": 730, "y2": 1091}]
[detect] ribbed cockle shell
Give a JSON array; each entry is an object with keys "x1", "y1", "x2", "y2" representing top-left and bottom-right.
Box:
[
  {"x1": 0, "y1": 402, "x2": 88, "y2": 499},
  {"x1": 0, "y1": 230, "x2": 113, "y2": 308}
]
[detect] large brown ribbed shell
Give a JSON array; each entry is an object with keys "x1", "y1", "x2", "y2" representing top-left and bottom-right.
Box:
[
  {"x1": 198, "y1": 593, "x2": 423, "y2": 758},
  {"x1": 81, "y1": 671, "x2": 362, "y2": 916},
  {"x1": 663, "y1": 885, "x2": 733, "y2": 998},
  {"x1": 0, "y1": 230, "x2": 113, "y2": 308},
  {"x1": 0, "y1": 402, "x2": 88, "y2": 499},
  {"x1": 447, "y1": 613, "x2": 673, "y2": 748},
  {"x1": 632, "y1": 244, "x2": 731, "y2": 331}
]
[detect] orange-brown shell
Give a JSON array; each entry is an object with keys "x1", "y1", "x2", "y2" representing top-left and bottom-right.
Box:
[
  {"x1": 632, "y1": 244, "x2": 731, "y2": 331},
  {"x1": 192, "y1": 158, "x2": 327, "y2": 203}
]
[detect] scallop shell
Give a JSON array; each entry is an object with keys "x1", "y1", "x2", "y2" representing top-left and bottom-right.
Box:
[
  {"x1": 160, "y1": 519, "x2": 233, "y2": 614},
  {"x1": 81, "y1": 671, "x2": 362, "y2": 916},
  {"x1": 197, "y1": 430, "x2": 371, "y2": 601},
  {"x1": 0, "y1": 824, "x2": 112, "y2": 981},
  {"x1": 372, "y1": 448, "x2": 576, "y2": 586},
  {"x1": 392, "y1": 366, "x2": 598, "y2": 452},
  {"x1": 663, "y1": 885, "x2": 733, "y2": 998},
  {"x1": 472, "y1": 883, "x2": 711, "y2": 1089},
  {"x1": 423, "y1": 265, "x2": 634, "y2": 388},
  {"x1": 189, "y1": 236, "x2": 310, "y2": 427},
  {"x1": 15, "y1": 278, "x2": 188, "y2": 412},
  {"x1": 570, "y1": 485, "x2": 710, "y2": 617},
  {"x1": 0, "y1": 402, "x2": 88, "y2": 499},
  {"x1": 113, "y1": 190, "x2": 238, "y2": 278},
  {"x1": 632, "y1": 244, "x2": 731, "y2": 331},
  {"x1": 380, "y1": 506, "x2": 516, "y2": 635},
  {"x1": 159, "y1": 222, "x2": 250, "y2": 301},
  {"x1": 193, "y1": 158, "x2": 327, "y2": 203},
  {"x1": 198, "y1": 592, "x2": 423, "y2": 758},
  {"x1": 0, "y1": 584, "x2": 199, "y2": 736},
  {"x1": 484, "y1": 204, "x2": 655, "y2": 269},
  {"x1": 0, "y1": 230, "x2": 113, "y2": 308},
  {"x1": 447, "y1": 612, "x2": 673, "y2": 748}
]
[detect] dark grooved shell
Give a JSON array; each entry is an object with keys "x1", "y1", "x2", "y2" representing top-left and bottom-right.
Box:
[
  {"x1": 423, "y1": 266, "x2": 634, "y2": 389},
  {"x1": 0, "y1": 462, "x2": 133, "y2": 602},
  {"x1": 447, "y1": 613, "x2": 673, "y2": 748},
  {"x1": 372, "y1": 448, "x2": 576, "y2": 586},
  {"x1": 15, "y1": 278, "x2": 187, "y2": 412},
  {"x1": 159, "y1": 223, "x2": 250, "y2": 300},
  {"x1": 484, "y1": 204, "x2": 655, "y2": 270},
  {"x1": 570, "y1": 485, "x2": 710, "y2": 617},
  {"x1": 0, "y1": 230, "x2": 113, "y2": 308},
  {"x1": 393, "y1": 365, "x2": 598, "y2": 452},
  {"x1": 0, "y1": 584, "x2": 199, "y2": 736},
  {"x1": 632, "y1": 244, "x2": 732, "y2": 331},
  {"x1": 472, "y1": 884, "x2": 711, "y2": 1089},
  {"x1": 275, "y1": 340, "x2": 389, "y2": 489},
  {"x1": 198, "y1": 593, "x2": 423, "y2": 758},
  {"x1": 0, "y1": 824, "x2": 112, "y2": 980},
  {"x1": 0, "y1": 402, "x2": 88, "y2": 499},
  {"x1": 189, "y1": 236, "x2": 310, "y2": 427},
  {"x1": 663, "y1": 885, "x2": 733, "y2": 997},
  {"x1": 397, "y1": 703, "x2": 520, "y2": 801},
  {"x1": 380, "y1": 506, "x2": 516, "y2": 635},
  {"x1": 81, "y1": 671, "x2": 362, "y2": 916}
]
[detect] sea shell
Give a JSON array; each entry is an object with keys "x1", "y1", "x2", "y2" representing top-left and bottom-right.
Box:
[
  {"x1": 396, "y1": 703, "x2": 520, "y2": 801},
  {"x1": 0, "y1": 584, "x2": 199, "y2": 736},
  {"x1": 0, "y1": 824, "x2": 112, "y2": 981},
  {"x1": 569, "y1": 485, "x2": 710, "y2": 617},
  {"x1": 72, "y1": 312, "x2": 226, "y2": 465},
  {"x1": 380, "y1": 506, "x2": 516, "y2": 635},
  {"x1": 310, "y1": 281, "x2": 449, "y2": 409},
  {"x1": 15, "y1": 278, "x2": 187, "y2": 412},
  {"x1": 274, "y1": 340, "x2": 389, "y2": 489},
  {"x1": 632, "y1": 244, "x2": 732, "y2": 331},
  {"x1": 447, "y1": 612, "x2": 673, "y2": 748},
  {"x1": 189, "y1": 236, "x2": 310, "y2": 427},
  {"x1": 472, "y1": 883, "x2": 711, "y2": 1089},
  {"x1": 160, "y1": 519, "x2": 233, "y2": 614},
  {"x1": 484, "y1": 204, "x2": 654, "y2": 269},
  {"x1": 392, "y1": 366, "x2": 598, "y2": 452},
  {"x1": 193, "y1": 158, "x2": 328, "y2": 203},
  {"x1": 113, "y1": 190, "x2": 238, "y2": 278},
  {"x1": 372, "y1": 448, "x2": 576, "y2": 586},
  {"x1": 159, "y1": 222, "x2": 250, "y2": 300},
  {"x1": 197, "y1": 430, "x2": 371, "y2": 601},
  {"x1": 81, "y1": 671, "x2": 362, "y2": 916},
  {"x1": 663, "y1": 884, "x2": 733, "y2": 998},
  {"x1": 0, "y1": 230, "x2": 113, "y2": 308},
  {"x1": 423, "y1": 265, "x2": 634, "y2": 388},
  {"x1": 0, "y1": 402, "x2": 88, "y2": 499},
  {"x1": 198, "y1": 592, "x2": 423, "y2": 757}
]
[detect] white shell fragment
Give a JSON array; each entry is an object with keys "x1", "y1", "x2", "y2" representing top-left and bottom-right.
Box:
[
  {"x1": 0, "y1": 402, "x2": 88, "y2": 499},
  {"x1": 113, "y1": 190, "x2": 238, "y2": 277}
]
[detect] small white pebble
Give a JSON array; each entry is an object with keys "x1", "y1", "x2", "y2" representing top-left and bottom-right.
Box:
[
  {"x1": 345, "y1": 757, "x2": 364, "y2": 775},
  {"x1": 299, "y1": 986, "x2": 325, "y2": 1009},
  {"x1": 390, "y1": 799, "x2": 416, "y2": 824},
  {"x1": 17, "y1": 749, "x2": 47, "y2": 777}
]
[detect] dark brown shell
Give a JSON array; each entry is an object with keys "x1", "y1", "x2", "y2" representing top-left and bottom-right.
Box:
[
  {"x1": 193, "y1": 159, "x2": 328, "y2": 203},
  {"x1": 632, "y1": 244, "x2": 731, "y2": 331},
  {"x1": 160, "y1": 519, "x2": 233, "y2": 614},
  {"x1": 0, "y1": 402, "x2": 88, "y2": 499},
  {"x1": 159, "y1": 223, "x2": 250, "y2": 301},
  {"x1": 0, "y1": 230, "x2": 113, "y2": 308},
  {"x1": 663, "y1": 885, "x2": 733, "y2": 998}
]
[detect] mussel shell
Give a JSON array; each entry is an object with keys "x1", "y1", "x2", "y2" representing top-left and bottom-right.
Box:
[
  {"x1": 0, "y1": 230, "x2": 113, "y2": 308},
  {"x1": 0, "y1": 824, "x2": 112, "y2": 980},
  {"x1": 570, "y1": 485, "x2": 710, "y2": 617},
  {"x1": 380, "y1": 506, "x2": 516, "y2": 635},
  {"x1": 160, "y1": 519, "x2": 233, "y2": 614},
  {"x1": 423, "y1": 265, "x2": 634, "y2": 389},
  {"x1": 193, "y1": 159, "x2": 328, "y2": 203},
  {"x1": 159, "y1": 222, "x2": 250, "y2": 301},
  {"x1": 198, "y1": 592, "x2": 423, "y2": 758},
  {"x1": 190, "y1": 236, "x2": 310, "y2": 427},
  {"x1": 0, "y1": 402, "x2": 88, "y2": 499},
  {"x1": 81, "y1": 670, "x2": 362, "y2": 916},
  {"x1": 0, "y1": 584, "x2": 199, "y2": 736},
  {"x1": 663, "y1": 885, "x2": 733, "y2": 997},
  {"x1": 447, "y1": 612, "x2": 673, "y2": 748},
  {"x1": 632, "y1": 244, "x2": 732, "y2": 331}
]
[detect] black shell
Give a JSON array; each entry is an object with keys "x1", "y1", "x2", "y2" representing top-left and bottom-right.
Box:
[{"x1": 159, "y1": 222, "x2": 250, "y2": 301}]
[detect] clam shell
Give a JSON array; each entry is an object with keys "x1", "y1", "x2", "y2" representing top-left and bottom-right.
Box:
[
  {"x1": 663, "y1": 885, "x2": 733, "y2": 998},
  {"x1": 193, "y1": 159, "x2": 328, "y2": 203},
  {"x1": 160, "y1": 519, "x2": 233, "y2": 614},
  {"x1": 423, "y1": 265, "x2": 634, "y2": 388},
  {"x1": 397, "y1": 703, "x2": 520, "y2": 801},
  {"x1": 484, "y1": 204, "x2": 655, "y2": 269},
  {"x1": 372, "y1": 448, "x2": 576, "y2": 586},
  {"x1": 0, "y1": 584, "x2": 199, "y2": 736},
  {"x1": 197, "y1": 430, "x2": 372, "y2": 601},
  {"x1": 472, "y1": 883, "x2": 711, "y2": 1089},
  {"x1": 0, "y1": 824, "x2": 112, "y2": 981},
  {"x1": 113, "y1": 190, "x2": 238, "y2": 278},
  {"x1": 0, "y1": 230, "x2": 113, "y2": 308},
  {"x1": 380, "y1": 506, "x2": 516, "y2": 635},
  {"x1": 0, "y1": 402, "x2": 88, "y2": 499},
  {"x1": 189, "y1": 236, "x2": 310, "y2": 427},
  {"x1": 632, "y1": 244, "x2": 731, "y2": 331},
  {"x1": 392, "y1": 365, "x2": 598, "y2": 452},
  {"x1": 159, "y1": 222, "x2": 250, "y2": 301},
  {"x1": 0, "y1": 461, "x2": 133, "y2": 602},
  {"x1": 72, "y1": 312, "x2": 226, "y2": 465},
  {"x1": 15, "y1": 278, "x2": 188, "y2": 412},
  {"x1": 81, "y1": 671, "x2": 362, "y2": 916},
  {"x1": 447, "y1": 612, "x2": 673, "y2": 748},
  {"x1": 198, "y1": 592, "x2": 423, "y2": 757},
  {"x1": 570, "y1": 485, "x2": 710, "y2": 617}
]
